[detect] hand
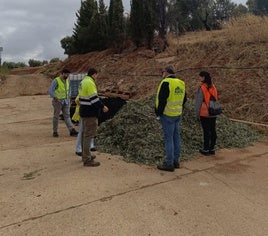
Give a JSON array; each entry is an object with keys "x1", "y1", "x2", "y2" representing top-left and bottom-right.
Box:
[
  {"x1": 54, "y1": 97, "x2": 60, "y2": 103},
  {"x1": 102, "y1": 106, "x2": 109, "y2": 113}
]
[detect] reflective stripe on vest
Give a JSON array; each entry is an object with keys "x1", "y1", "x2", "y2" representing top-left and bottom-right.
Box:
[
  {"x1": 156, "y1": 77, "x2": 185, "y2": 117},
  {"x1": 55, "y1": 77, "x2": 69, "y2": 99},
  {"x1": 199, "y1": 84, "x2": 218, "y2": 117},
  {"x1": 78, "y1": 76, "x2": 100, "y2": 106}
]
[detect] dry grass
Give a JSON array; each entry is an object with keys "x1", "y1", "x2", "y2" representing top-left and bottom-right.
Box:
[
  {"x1": 166, "y1": 14, "x2": 268, "y2": 49},
  {"x1": 224, "y1": 14, "x2": 268, "y2": 43}
]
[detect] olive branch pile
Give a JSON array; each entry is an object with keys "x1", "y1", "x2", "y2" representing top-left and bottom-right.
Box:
[{"x1": 97, "y1": 96, "x2": 261, "y2": 165}]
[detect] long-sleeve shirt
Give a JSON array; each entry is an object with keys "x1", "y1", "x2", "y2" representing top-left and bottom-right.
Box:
[
  {"x1": 155, "y1": 75, "x2": 187, "y2": 116},
  {"x1": 195, "y1": 87, "x2": 203, "y2": 117},
  {"x1": 48, "y1": 78, "x2": 70, "y2": 105}
]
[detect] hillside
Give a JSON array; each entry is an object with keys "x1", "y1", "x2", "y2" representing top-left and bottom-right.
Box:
[{"x1": 9, "y1": 15, "x2": 268, "y2": 125}]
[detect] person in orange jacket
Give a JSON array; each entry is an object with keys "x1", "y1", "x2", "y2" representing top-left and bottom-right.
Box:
[{"x1": 195, "y1": 71, "x2": 219, "y2": 156}]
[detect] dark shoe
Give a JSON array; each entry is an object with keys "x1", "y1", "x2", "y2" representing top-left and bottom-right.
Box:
[
  {"x1": 199, "y1": 149, "x2": 210, "y2": 156},
  {"x1": 90, "y1": 147, "x2": 97, "y2": 152},
  {"x1": 53, "y1": 132, "x2": 59, "y2": 137},
  {"x1": 70, "y1": 128, "x2": 78, "y2": 137},
  {"x1": 209, "y1": 150, "x2": 215, "y2": 155},
  {"x1": 157, "y1": 162, "x2": 174, "y2": 172},
  {"x1": 76, "y1": 152, "x2": 96, "y2": 160},
  {"x1": 83, "y1": 159, "x2": 100, "y2": 167},
  {"x1": 174, "y1": 162, "x2": 180, "y2": 169}
]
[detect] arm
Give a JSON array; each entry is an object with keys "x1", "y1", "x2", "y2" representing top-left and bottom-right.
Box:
[
  {"x1": 195, "y1": 87, "x2": 203, "y2": 117},
  {"x1": 183, "y1": 92, "x2": 187, "y2": 106},
  {"x1": 48, "y1": 79, "x2": 58, "y2": 98},
  {"x1": 155, "y1": 82, "x2": 169, "y2": 116}
]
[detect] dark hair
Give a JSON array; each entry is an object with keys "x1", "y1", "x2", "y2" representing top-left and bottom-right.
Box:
[
  {"x1": 87, "y1": 68, "x2": 98, "y2": 76},
  {"x1": 61, "y1": 68, "x2": 70, "y2": 74},
  {"x1": 199, "y1": 71, "x2": 212, "y2": 86}
]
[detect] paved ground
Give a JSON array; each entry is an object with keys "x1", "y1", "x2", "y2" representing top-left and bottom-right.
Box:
[{"x1": 0, "y1": 95, "x2": 268, "y2": 236}]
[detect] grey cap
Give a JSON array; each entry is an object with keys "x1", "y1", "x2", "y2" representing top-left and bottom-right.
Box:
[{"x1": 165, "y1": 65, "x2": 175, "y2": 74}]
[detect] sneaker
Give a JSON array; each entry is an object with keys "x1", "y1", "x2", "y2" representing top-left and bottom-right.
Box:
[
  {"x1": 209, "y1": 150, "x2": 215, "y2": 155},
  {"x1": 90, "y1": 147, "x2": 97, "y2": 152},
  {"x1": 174, "y1": 162, "x2": 180, "y2": 169},
  {"x1": 70, "y1": 128, "x2": 78, "y2": 137},
  {"x1": 83, "y1": 159, "x2": 100, "y2": 167},
  {"x1": 157, "y1": 162, "x2": 174, "y2": 172},
  {"x1": 199, "y1": 149, "x2": 210, "y2": 156},
  {"x1": 53, "y1": 132, "x2": 59, "y2": 137}
]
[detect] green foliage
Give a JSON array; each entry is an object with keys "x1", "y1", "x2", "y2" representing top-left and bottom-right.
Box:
[
  {"x1": 60, "y1": 36, "x2": 76, "y2": 55},
  {"x1": 28, "y1": 59, "x2": 46, "y2": 67},
  {"x1": 108, "y1": 0, "x2": 125, "y2": 50},
  {"x1": 212, "y1": 0, "x2": 236, "y2": 21},
  {"x1": 49, "y1": 58, "x2": 61, "y2": 63},
  {"x1": 232, "y1": 4, "x2": 248, "y2": 17},
  {"x1": 2, "y1": 61, "x2": 27, "y2": 69},
  {"x1": 257, "y1": 0, "x2": 268, "y2": 14},
  {"x1": 62, "y1": 0, "x2": 109, "y2": 55},
  {"x1": 97, "y1": 0, "x2": 109, "y2": 49},
  {"x1": 130, "y1": 0, "x2": 145, "y2": 47},
  {"x1": 72, "y1": 0, "x2": 99, "y2": 53},
  {"x1": 156, "y1": 0, "x2": 167, "y2": 37},
  {"x1": 130, "y1": 0, "x2": 156, "y2": 48},
  {"x1": 97, "y1": 97, "x2": 261, "y2": 165},
  {"x1": 0, "y1": 66, "x2": 10, "y2": 74},
  {"x1": 60, "y1": 0, "x2": 256, "y2": 55},
  {"x1": 144, "y1": 0, "x2": 156, "y2": 48}
]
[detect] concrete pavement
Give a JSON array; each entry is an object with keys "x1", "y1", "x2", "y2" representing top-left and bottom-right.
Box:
[{"x1": 0, "y1": 95, "x2": 268, "y2": 236}]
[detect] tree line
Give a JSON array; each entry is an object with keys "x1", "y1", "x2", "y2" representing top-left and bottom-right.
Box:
[
  {"x1": 60, "y1": 0, "x2": 268, "y2": 56},
  {"x1": 1, "y1": 58, "x2": 61, "y2": 70}
]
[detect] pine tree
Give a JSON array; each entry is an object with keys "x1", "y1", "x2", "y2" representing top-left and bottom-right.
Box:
[
  {"x1": 108, "y1": 0, "x2": 125, "y2": 50},
  {"x1": 144, "y1": 0, "x2": 156, "y2": 49},
  {"x1": 155, "y1": 0, "x2": 167, "y2": 38},
  {"x1": 95, "y1": 0, "x2": 109, "y2": 50},
  {"x1": 255, "y1": 0, "x2": 268, "y2": 14},
  {"x1": 72, "y1": 0, "x2": 99, "y2": 53},
  {"x1": 130, "y1": 0, "x2": 145, "y2": 47}
]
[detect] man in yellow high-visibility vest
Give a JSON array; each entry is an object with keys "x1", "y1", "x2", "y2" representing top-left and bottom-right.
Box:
[
  {"x1": 49, "y1": 68, "x2": 78, "y2": 137},
  {"x1": 155, "y1": 65, "x2": 187, "y2": 172},
  {"x1": 79, "y1": 68, "x2": 108, "y2": 167}
]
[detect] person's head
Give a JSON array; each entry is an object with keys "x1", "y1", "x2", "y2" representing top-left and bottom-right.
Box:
[
  {"x1": 199, "y1": 71, "x2": 212, "y2": 86},
  {"x1": 87, "y1": 68, "x2": 98, "y2": 79},
  {"x1": 162, "y1": 65, "x2": 175, "y2": 78},
  {"x1": 61, "y1": 68, "x2": 70, "y2": 80}
]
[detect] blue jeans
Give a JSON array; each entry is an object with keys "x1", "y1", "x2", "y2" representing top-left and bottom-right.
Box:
[{"x1": 160, "y1": 115, "x2": 182, "y2": 166}]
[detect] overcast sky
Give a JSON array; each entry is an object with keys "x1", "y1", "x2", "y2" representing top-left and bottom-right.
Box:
[{"x1": 0, "y1": 0, "x2": 246, "y2": 64}]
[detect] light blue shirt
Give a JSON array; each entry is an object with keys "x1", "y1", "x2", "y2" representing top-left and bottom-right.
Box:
[{"x1": 48, "y1": 78, "x2": 70, "y2": 105}]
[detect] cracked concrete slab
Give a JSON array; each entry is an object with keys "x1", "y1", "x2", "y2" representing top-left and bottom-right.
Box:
[{"x1": 0, "y1": 95, "x2": 268, "y2": 236}]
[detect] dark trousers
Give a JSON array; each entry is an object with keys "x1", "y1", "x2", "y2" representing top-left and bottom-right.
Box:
[{"x1": 200, "y1": 117, "x2": 217, "y2": 150}]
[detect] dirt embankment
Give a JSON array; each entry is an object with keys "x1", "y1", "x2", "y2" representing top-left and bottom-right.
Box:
[
  {"x1": 9, "y1": 40, "x2": 268, "y2": 126},
  {"x1": 0, "y1": 74, "x2": 51, "y2": 99}
]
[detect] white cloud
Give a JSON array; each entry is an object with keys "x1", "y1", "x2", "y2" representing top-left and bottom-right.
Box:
[{"x1": 0, "y1": 0, "x2": 246, "y2": 64}]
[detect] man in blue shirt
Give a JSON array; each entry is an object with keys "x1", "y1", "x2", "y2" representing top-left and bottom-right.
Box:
[{"x1": 48, "y1": 68, "x2": 78, "y2": 137}]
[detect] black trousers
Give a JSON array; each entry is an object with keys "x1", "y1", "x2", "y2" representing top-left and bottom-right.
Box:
[{"x1": 200, "y1": 117, "x2": 217, "y2": 150}]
